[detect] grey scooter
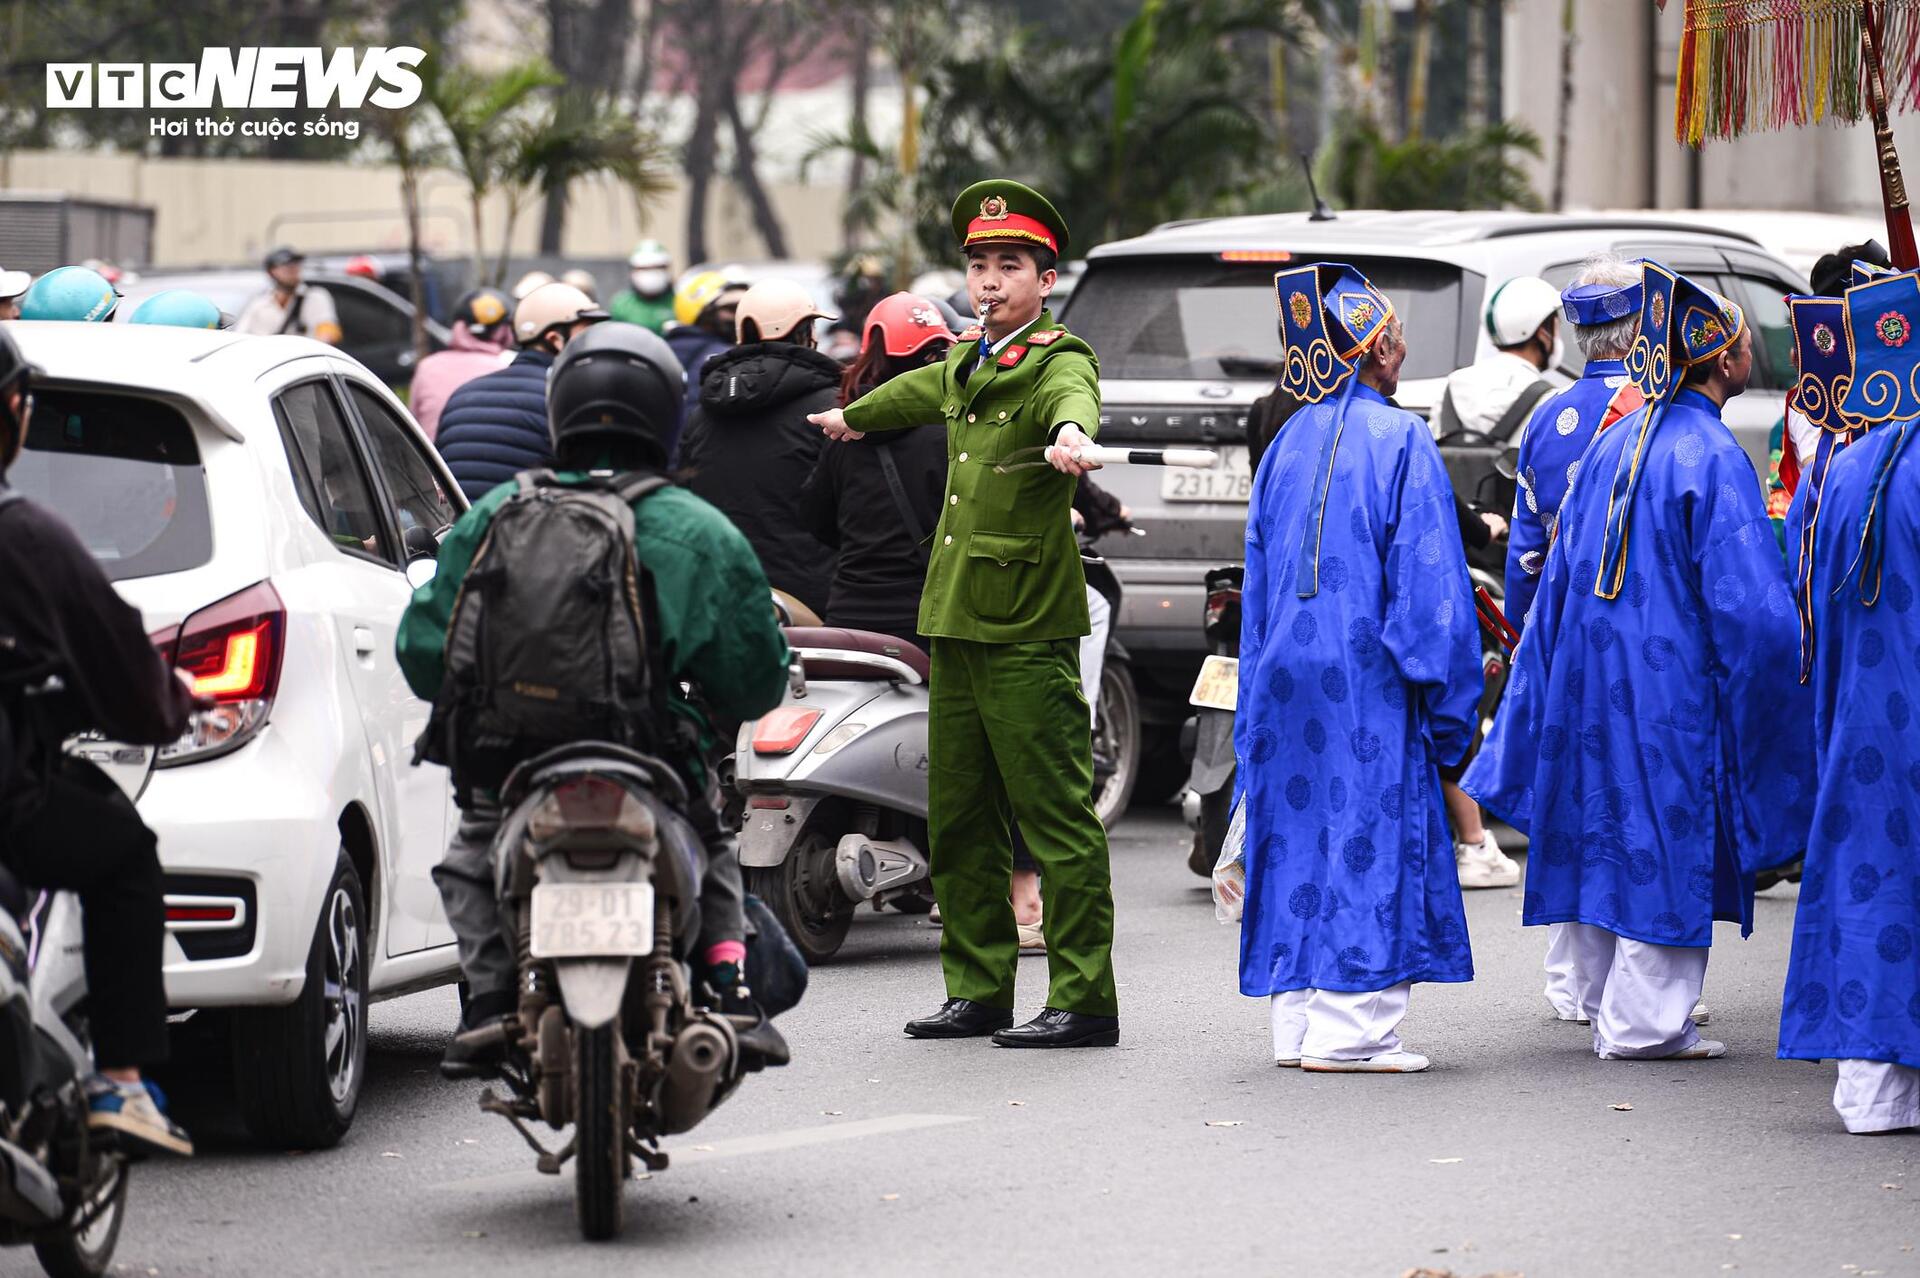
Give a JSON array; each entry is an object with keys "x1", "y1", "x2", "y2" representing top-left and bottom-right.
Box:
[{"x1": 734, "y1": 541, "x2": 1139, "y2": 964}]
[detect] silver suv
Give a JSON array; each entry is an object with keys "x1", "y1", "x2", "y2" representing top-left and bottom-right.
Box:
[{"x1": 1062, "y1": 210, "x2": 1806, "y2": 766}]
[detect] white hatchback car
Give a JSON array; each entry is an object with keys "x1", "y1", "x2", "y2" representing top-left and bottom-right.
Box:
[{"x1": 4, "y1": 321, "x2": 465, "y2": 1148}]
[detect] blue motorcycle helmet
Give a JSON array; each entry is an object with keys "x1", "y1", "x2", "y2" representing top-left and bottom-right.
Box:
[
  {"x1": 18, "y1": 266, "x2": 120, "y2": 323},
  {"x1": 128, "y1": 290, "x2": 231, "y2": 330}
]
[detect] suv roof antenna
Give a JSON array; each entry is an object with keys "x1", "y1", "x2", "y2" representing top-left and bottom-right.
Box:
[{"x1": 1301, "y1": 153, "x2": 1335, "y2": 222}]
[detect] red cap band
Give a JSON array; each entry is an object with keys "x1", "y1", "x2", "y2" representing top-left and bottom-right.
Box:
[{"x1": 963, "y1": 212, "x2": 1058, "y2": 255}]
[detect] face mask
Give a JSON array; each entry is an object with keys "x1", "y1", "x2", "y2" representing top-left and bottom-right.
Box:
[{"x1": 632, "y1": 269, "x2": 670, "y2": 296}]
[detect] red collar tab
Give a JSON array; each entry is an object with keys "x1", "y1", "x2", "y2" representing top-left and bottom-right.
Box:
[
  {"x1": 964, "y1": 212, "x2": 1059, "y2": 255},
  {"x1": 997, "y1": 344, "x2": 1028, "y2": 368}
]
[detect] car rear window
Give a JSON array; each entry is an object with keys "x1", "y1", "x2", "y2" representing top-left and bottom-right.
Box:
[
  {"x1": 1066, "y1": 256, "x2": 1468, "y2": 382},
  {"x1": 9, "y1": 388, "x2": 213, "y2": 582}
]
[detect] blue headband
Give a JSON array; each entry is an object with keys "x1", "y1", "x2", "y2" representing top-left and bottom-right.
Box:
[{"x1": 1560, "y1": 280, "x2": 1643, "y2": 327}]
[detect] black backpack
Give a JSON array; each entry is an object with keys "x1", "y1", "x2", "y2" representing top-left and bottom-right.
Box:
[{"x1": 418, "y1": 470, "x2": 671, "y2": 795}]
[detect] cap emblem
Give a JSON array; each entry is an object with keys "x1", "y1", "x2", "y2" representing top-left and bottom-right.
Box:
[{"x1": 979, "y1": 195, "x2": 1010, "y2": 221}]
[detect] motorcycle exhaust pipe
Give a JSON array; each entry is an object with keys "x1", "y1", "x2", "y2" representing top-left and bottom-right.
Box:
[
  {"x1": 0, "y1": 1136, "x2": 62, "y2": 1226},
  {"x1": 655, "y1": 1018, "x2": 733, "y2": 1135}
]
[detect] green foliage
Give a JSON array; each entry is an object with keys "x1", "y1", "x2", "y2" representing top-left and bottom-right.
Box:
[
  {"x1": 1325, "y1": 120, "x2": 1544, "y2": 212},
  {"x1": 825, "y1": 0, "x2": 1313, "y2": 272}
]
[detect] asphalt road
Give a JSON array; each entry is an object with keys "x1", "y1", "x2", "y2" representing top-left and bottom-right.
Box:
[{"x1": 113, "y1": 810, "x2": 1916, "y2": 1278}]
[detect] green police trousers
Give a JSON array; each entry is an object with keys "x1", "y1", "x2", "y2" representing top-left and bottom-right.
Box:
[{"x1": 927, "y1": 637, "x2": 1119, "y2": 1017}]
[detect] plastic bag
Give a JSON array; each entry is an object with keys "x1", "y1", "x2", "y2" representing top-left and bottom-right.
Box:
[{"x1": 1212, "y1": 794, "x2": 1247, "y2": 924}]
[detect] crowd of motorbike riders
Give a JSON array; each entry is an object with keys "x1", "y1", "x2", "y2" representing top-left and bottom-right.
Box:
[{"x1": 0, "y1": 234, "x2": 1576, "y2": 1161}]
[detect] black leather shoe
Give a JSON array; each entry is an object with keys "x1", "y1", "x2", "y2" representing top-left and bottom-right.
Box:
[
  {"x1": 439, "y1": 1014, "x2": 513, "y2": 1080},
  {"x1": 904, "y1": 998, "x2": 1014, "y2": 1039},
  {"x1": 992, "y1": 1007, "x2": 1120, "y2": 1049}
]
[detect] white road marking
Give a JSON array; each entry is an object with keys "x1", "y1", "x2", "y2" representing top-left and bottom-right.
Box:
[{"x1": 435, "y1": 1112, "x2": 976, "y2": 1194}]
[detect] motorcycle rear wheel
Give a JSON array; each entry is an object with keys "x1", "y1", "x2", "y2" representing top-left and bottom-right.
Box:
[
  {"x1": 574, "y1": 1021, "x2": 626, "y2": 1242},
  {"x1": 32, "y1": 1163, "x2": 125, "y2": 1278}
]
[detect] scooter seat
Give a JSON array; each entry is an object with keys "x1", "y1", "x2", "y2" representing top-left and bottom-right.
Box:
[{"x1": 782, "y1": 628, "x2": 930, "y2": 683}]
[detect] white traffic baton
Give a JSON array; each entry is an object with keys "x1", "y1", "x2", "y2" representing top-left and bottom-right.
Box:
[{"x1": 1068, "y1": 445, "x2": 1219, "y2": 468}]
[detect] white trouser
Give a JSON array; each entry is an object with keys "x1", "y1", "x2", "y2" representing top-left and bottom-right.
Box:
[
  {"x1": 1270, "y1": 983, "x2": 1412, "y2": 1062},
  {"x1": 1560, "y1": 922, "x2": 1708, "y2": 1058},
  {"x1": 1543, "y1": 922, "x2": 1584, "y2": 1019},
  {"x1": 1080, "y1": 585, "x2": 1110, "y2": 729},
  {"x1": 1834, "y1": 1059, "x2": 1920, "y2": 1134}
]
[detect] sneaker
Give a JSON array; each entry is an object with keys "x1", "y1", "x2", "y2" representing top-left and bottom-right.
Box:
[
  {"x1": 1455, "y1": 831, "x2": 1521, "y2": 889},
  {"x1": 1664, "y1": 1039, "x2": 1727, "y2": 1060},
  {"x1": 86, "y1": 1077, "x2": 193, "y2": 1157},
  {"x1": 1017, "y1": 919, "x2": 1046, "y2": 954},
  {"x1": 1301, "y1": 1050, "x2": 1431, "y2": 1073},
  {"x1": 1275, "y1": 1056, "x2": 1302, "y2": 1068},
  {"x1": 1691, "y1": 999, "x2": 1710, "y2": 1025},
  {"x1": 928, "y1": 902, "x2": 942, "y2": 926}
]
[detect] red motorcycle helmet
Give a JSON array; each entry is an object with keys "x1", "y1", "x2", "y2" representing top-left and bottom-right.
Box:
[{"x1": 863, "y1": 291, "x2": 958, "y2": 359}]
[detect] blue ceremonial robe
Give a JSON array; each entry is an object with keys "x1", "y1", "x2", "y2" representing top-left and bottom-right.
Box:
[
  {"x1": 1236, "y1": 383, "x2": 1483, "y2": 996},
  {"x1": 1463, "y1": 388, "x2": 1814, "y2": 947},
  {"x1": 1506, "y1": 359, "x2": 1638, "y2": 628},
  {"x1": 1779, "y1": 423, "x2": 1920, "y2": 1070}
]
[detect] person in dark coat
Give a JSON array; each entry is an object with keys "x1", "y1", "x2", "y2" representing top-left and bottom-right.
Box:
[
  {"x1": 800, "y1": 292, "x2": 958, "y2": 643},
  {"x1": 680, "y1": 279, "x2": 842, "y2": 617},
  {"x1": 433, "y1": 282, "x2": 606, "y2": 503}
]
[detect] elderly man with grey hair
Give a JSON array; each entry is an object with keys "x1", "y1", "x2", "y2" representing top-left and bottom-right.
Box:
[
  {"x1": 1504, "y1": 254, "x2": 1647, "y2": 629},
  {"x1": 1501, "y1": 253, "x2": 1659, "y2": 1024}
]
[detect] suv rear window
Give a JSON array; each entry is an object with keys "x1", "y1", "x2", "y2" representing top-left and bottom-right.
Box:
[
  {"x1": 1066, "y1": 256, "x2": 1468, "y2": 382},
  {"x1": 9, "y1": 388, "x2": 213, "y2": 581}
]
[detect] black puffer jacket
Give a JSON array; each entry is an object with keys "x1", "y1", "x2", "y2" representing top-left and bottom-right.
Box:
[
  {"x1": 679, "y1": 342, "x2": 841, "y2": 616},
  {"x1": 799, "y1": 422, "x2": 947, "y2": 644}
]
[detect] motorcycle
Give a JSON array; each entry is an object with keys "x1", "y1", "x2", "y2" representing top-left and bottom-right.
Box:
[
  {"x1": 1180, "y1": 566, "x2": 1243, "y2": 878},
  {"x1": 457, "y1": 741, "x2": 787, "y2": 1241},
  {"x1": 0, "y1": 672, "x2": 132, "y2": 1278},
  {"x1": 735, "y1": 529, "x2": 1142, "y2": 963}
]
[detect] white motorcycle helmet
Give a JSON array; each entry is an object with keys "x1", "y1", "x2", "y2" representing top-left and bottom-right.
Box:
[{"x1": 1484, "y1": 275, "x2": 1561, "y2": 349}]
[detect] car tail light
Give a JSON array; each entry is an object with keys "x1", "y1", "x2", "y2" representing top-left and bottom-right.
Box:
[
  {"x1": 752, "y1": 707, "x2": 822, "y2": 755},
  {"x1": 155, "y1": 581, "x2": 285, "y2": 767},
  {"x1": 526, "y1": 775, "x2": 656, "y2": 844},
  {"x1": 1216, "y1": 250, "x2": 1293, "y2": 263}
]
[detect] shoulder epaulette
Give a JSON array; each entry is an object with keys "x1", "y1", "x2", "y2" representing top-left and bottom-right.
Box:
[
  {"x1": 1027, "y1": 329, "x2": 1063, "y2": 346},
  {"x1": 957, "y1": 326, "x2": 985, "y2": 342}
]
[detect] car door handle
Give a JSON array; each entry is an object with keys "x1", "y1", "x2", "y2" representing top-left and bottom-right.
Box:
[{"x1": 353, "y1": 626, "x2": 377, "y2": 657}]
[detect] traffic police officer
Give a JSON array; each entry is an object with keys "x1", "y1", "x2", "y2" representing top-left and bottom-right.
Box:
[{"x1": 810, "y1": 179, "x2": 1119, "y2": 1048}]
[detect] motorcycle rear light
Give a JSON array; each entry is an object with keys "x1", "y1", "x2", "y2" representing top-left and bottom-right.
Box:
[
  {"x1": 748, "y1": 796, "x2": 790, "y2": 810},
  {"x1": 156, "y1": 581, "x2": 285, "y2": 768},
  {"x1": 752, "y1": 707, "x2": 822, "y2": 755},
  {"x1": 526, "y1": 775, "x2": 656, "y2": 844}
]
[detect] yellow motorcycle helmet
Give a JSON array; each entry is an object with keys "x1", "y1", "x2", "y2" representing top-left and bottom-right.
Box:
[{"x1": 673, "y1": 269, "x2": 748, "y2": 328}]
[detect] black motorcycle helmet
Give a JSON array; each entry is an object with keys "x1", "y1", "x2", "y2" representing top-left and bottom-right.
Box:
[
  {"x1": 452, "y1": 286, "x2": 514, "y2": 339},
  {"x1": 546, "y1": 322, "x2": 684, "y2": 466}
]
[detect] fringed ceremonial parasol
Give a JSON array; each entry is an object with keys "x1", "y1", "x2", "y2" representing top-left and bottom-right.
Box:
[{"x1": 1671, "y1": 0, "x2": 1920, "y2": 267}]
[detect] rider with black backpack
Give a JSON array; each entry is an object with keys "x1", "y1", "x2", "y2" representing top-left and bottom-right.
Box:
[{"x1": 395, "y1": 323, "x2": 794, "y2": 1077}]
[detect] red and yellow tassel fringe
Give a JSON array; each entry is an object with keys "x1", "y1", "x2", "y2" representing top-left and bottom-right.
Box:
[{"x1": 1677, "y1": 0, "x2": 1920, "y2": 144}]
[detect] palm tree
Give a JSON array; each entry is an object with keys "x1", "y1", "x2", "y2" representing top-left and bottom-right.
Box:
[
  {"x1": 499, "y1": 95, "x2": 675, "y2": 284},
  {"x1": 423, "y1": 56, "x2": 563, "y2": 287}
]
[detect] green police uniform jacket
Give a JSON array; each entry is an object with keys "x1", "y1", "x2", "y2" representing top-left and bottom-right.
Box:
[{"x1": 841, "y1": 310, "x2": 1099, "y2": 643}]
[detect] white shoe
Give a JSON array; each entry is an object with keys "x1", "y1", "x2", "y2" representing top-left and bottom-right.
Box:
[
  {"x1": 1301, "y1": 1049, "x2": 1431, "y2": 1073},
  {"x1": 928, "y1": 902, "x2": 942, "y2": 926},
  {"x1": 1553, "y1": 1007, "x2": 1592, "y2": 1024},
  {"x1": 1455, "y1": 832, "x2": 1520, "y2": 889},
  {"x1": 1664, "y1": 1039, "x2": 1727, "y2": 1060},
  {"x1": 1017, "y1": 919, "x2": 1046, "y2": 954},
  {"x1": 1275, "y1": 1056, "x2": 1301, "y2": 1068},
  {"x1": 1691, "y1": 1000, "x2": 1710, "y2": 1025}
]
